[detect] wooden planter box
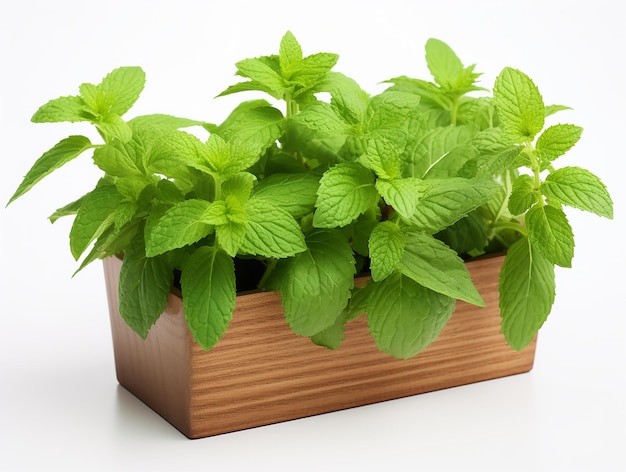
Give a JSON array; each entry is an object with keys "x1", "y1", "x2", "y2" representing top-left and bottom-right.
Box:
[{"x1": 103, "y1": 254, "x2": 536, "y2": 439}]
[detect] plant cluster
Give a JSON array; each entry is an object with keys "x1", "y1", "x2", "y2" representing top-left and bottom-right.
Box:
[{"x1": 8, "y1": 32, "x2": 612, "y2": 358}]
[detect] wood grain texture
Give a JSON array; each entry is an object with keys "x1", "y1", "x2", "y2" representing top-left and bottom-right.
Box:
[{"x1": 103, "y1": 254, "x2": 537, "y2": 439}]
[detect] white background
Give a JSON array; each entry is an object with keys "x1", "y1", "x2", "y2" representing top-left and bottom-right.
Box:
[{"x1": 1, "y1": 1, "x2": 625, "y2": 470}]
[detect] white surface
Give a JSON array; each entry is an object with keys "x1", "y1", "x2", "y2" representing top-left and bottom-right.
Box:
[{"x1": 1, "y1": 1, "x2": 625, "y2": 470}]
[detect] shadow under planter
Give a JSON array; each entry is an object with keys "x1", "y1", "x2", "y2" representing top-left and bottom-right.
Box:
[{"x1": 103, "y1": 254, "x2": 536, "y2": 439}]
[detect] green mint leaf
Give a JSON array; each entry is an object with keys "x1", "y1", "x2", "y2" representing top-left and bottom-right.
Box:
[
  {"x1": 222, "y1": 195, "x2": 248, "y2": 224},
  {"x1": 8, "y1": 136, "x2": 92, "y2": 205},
  {"x1": 234, "y1": 56, "x2": 285, "y2": 97},
  {"x1": 181, "y1": 246, "x2": 236, "y2": 350},
  {"x1": 471, "y1": 147, "x2": 522, "y2": 178},
  {"x1": 222, "y1": 172, "x2": 257, "y2": 203},
  {"x1": 336, "y1": 135, "x2": 365, "y2": 162},
  {"x1": 384, "y1": 75, "x2": 451, "y2": 110},
  {"x1": 508, "y1": 174, "x2": 536, "y2": 215},
  {"x1": 48, "y1": 194, "x2": 86, "y2": 223},
  {"x1": 477, "y1": 180, "x2": 509, "y2": 222},
  {"x1": 115, "y1": 176, "x2": 152, "y2": 203},
  {"x1": 204, "y1": 134, "x2": 260, "y2": 178},
  {"x1": 154, "y1": 179, "x2": 185, "y2": 205},
  {"x1": 123, "y1": 126, "x2": 161, "y2": 174},
  {"x1": 208, "y1": 194, "x2": 248, "y2": 257},
  {"x1": 545, "y1": 104, "x2": 572, "y2": 117},
  {"x1": 368, "y1": 221, "x2": 406, "y2": 281},
  {"x1": 118, "y1": 236, "x2": 173, "y2": 338},
  {"x1": 310, "y1": 312, "x2": 347, "y2": 350},
  {"x1": 217, "y1": 79, "x2": 278, "y2": 99},
  {"x1": 93, "y1": 141, "x2": 144, "y2": 179},
  {"x1": 74, "y1": 67, "x2": 143, "y2": 137},
  {"x1": 114, "y1": 201, "x2": 137, "y2": 229},
  {"x1": 494, "y1": 67, "x2": 545, "y2": 142},
  {"x1": 425, "y1": 38, "x2": 480, "y2": 91},
  {"x1": 435, "y1": 211, "x2": 487, "y2": 255},
  {"x1": 97, "y1": 114, "x2": 133, "y2": 142},
  {"x1": 69, "y1": 185, "x2": 122, "y2": 260},
  {"x1": 31, "y1": 95, "x2": 87, "y2": 123},
  {"x1": 202, "y1": 195, "x2": 248, "y2": 253},
  {"x1": 216, "y1": 221, "x2": 246, "y2": 257},
  {"x1": 526, "y1": 205, "x2": 575, "y2": 268},
  {"x1": 252, "y1": 172, "x2": 319, "y2": 218},
  {"x1": 404, "y1": 125, "x2": 475, "y2": 179},
  {"x1": 375, "y1": 178, "x2": 421, "y2": 220},
  {"x1": 239, "y1": 198, "x2": 306, "y2": 258},
  {"x1": 78, "y1": 82, "x2": 101, "y2": 113},
  {"x1": 367, "y1": 272, "x2": 456, "y2": 359},
  {"x1": 74, "y1": 219, "x2": 141, "y2": 274},
  {"x1": 456, "y1": 96, "x2": 495, "y2": 130},
  {"x1": 218, "y1": 105, "x2": 284, "y2": 156},
  {"x1": 349, "y1": 206, "x2": 381, "y2": 257},
  {"x1": 99, "y1": 66, "x2": 146, "y2": 116},
  {"x1": 291, "y1": 52, "x2": 339, "y2": 94},
  {"x1": 97, "y1": 128, "x2": 163, "y2": 195},
  {"x1": 208, "y1": 31, "x2": 335, "y2": 102},
  {"x1": 541, "y1": 166, "x2": 613, "y2": 218},
  {"x1": 313, "y1": 162, "x2": 379, "y2": 228},
  {"x1": 194, "y1": 134, "x2": 230, "y2": 175},
  {"x1": 365, "y1": 91, "x2": 421, "y2": 141},
  {"x1": 290, "y1": 102, "x2": 351, "y2": 136},
  {"x1": 425, "y1": 38, "x2": 464, "y2": 89},
  {"x1": 345, "y1": 284, "x2": 372, "y2": 322},
  {"x1": 398, "y1": 231, "x2": 485, "y2": 306},
  {"x1": 202, "y1": 200, "x2": 229, "y2": 226},
  {"x1": 144, "y1": 202, "x2": 174, "y2": 237},
  {"x1": 129, "y1": 114, "x2": 207, "y2": 130},
  {"x1": 148, "y1": 130, "x2": 205, "y2": 183},
  {"x1": 471, "y1": 127, "x2": 513, "y2": 155},
  {"x1": 213, "y1": 99, "x2": 270, "y2": 129},
  {"x1": 144, "y1": 199, "x2": 214, "y2": 257},
  {"x1": 324, "y1": 72, "x2": 369, "y2": 126},
  {"x1": 282, "y1": 120, "x2": 345, "y2": 166},
  {"x1": 359, "y1": 138, "x2": 402, "y2": 179},
  {"x1": 196, "y1": 190, "x2": 248, "y2": 235},
  {"x1": 409, "y1": 178, "x2": 499, "y2": 233},
  {"x1": 536, "y1": 124, "x2": 583, "y2": 161},
  {"x1": 267, "y1": 229, "x2": 355, "y2": 336},
  {"x1": 279, "y1": 31, "x2": 303, "y2": 78},
  {"x1": 499, "y1": 237, "x2": 556, "y2": 350}
]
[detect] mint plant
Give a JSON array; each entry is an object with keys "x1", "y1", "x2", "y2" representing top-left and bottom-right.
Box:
[{"x1": 8, "y1": 32, "x2": 612, "y2": 358}]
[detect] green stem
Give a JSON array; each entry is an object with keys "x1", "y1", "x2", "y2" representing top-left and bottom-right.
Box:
[
  {"x1": 491, "y1": 221, "x2": 528, "y2": 236},
  {"x1": 284, "y1": 92, "x2": 306, "y2": 166},
  {"x1": 213, "y1": 174, "x2": 223, "y2": 201},
  {"x1": 450, "y1": 98, "x2": 458, "y2": 126},
  {"x1": 96, "y1": 125, "x2": 110, "y2": 145},
  {"x1": 285, "y1": 93, "x2": 299, "y2": 118},
  {"x1": 493, "y1": 169, "x2": 514, "y2": 224},
  {"x1": 258, "y1": 258, "x2": 278, "y2": 289},
  {"x1": 525, "y1": 142, "x2": 545, "y2": 207}
]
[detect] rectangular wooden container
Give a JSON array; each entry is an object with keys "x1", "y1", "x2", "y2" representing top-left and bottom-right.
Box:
[{"x1": 103, "y1": 254, "x2": 536, "y2": 439}]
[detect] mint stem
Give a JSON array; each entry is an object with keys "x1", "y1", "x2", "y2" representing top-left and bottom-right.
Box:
[{"x1": 258, "y1": 258, "x2": 278, "y2": 289}]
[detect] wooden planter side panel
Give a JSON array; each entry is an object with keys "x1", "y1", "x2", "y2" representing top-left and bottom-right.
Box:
[
  {"x1": 104, "y1": 254, "x2": 537, "y2": 439},
  {"x1": 104, "y1": 257, "x2": 193, "y2": 434}
]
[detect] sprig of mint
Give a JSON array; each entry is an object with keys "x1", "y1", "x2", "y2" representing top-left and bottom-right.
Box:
[
  {"x1": 7, "y1": 32, "x2": 612, "y2": 357},
  {"x1": 490, "y1": 67, "x2": 612, "y2": 349}
]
